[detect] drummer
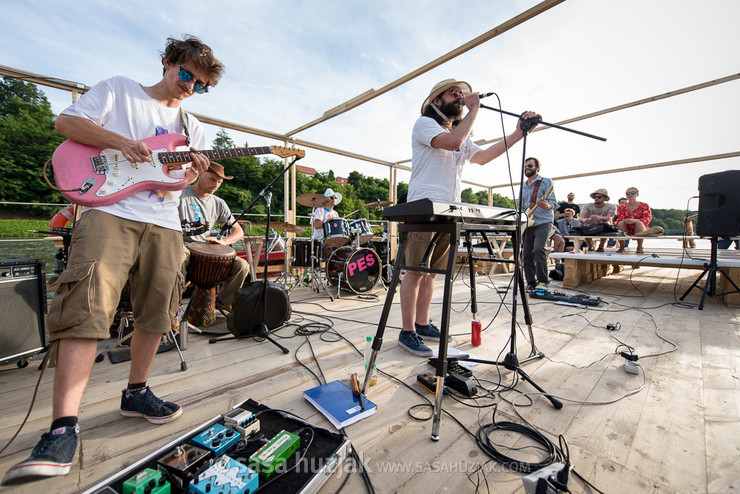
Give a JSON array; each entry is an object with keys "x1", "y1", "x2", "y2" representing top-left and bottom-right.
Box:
[
  {"x1": 178, "y1": 161, "x2": 250, "y2": 312},
  {"x1": 311, "y1": 187, "x2": 342, "y2": 241}
]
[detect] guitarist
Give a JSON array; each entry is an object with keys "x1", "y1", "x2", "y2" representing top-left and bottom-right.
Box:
[
  {"x1": 521, "y1": 157, "x2": 557, "y2": 291},
  {"x1": 3, "y1": 36, "x2": 224, "y2": 485}
]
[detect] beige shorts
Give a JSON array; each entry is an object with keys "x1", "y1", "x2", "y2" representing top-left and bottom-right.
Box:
[
  {"x1": 47, "y1": 210, "x2": 185, "y2": 341},
  {"x1": 403, "y1": 231, "x2": 451, "y2": 272}
]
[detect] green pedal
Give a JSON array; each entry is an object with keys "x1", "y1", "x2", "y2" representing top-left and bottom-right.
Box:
[{"x1": 248, "y1": 429, "x2": 300, "y2": 479}]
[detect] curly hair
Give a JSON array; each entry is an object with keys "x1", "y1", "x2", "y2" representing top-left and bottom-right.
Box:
[{"x1": 161, "y1": 34, "x2": 225, "y2": 87}]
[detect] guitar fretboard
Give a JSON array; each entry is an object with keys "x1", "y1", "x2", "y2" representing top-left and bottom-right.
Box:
[{"x1": 159, "y1": 146, "x2": 274, "y2": 164}]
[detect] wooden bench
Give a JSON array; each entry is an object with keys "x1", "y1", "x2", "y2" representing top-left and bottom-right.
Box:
[
  {"x1": 550, "y1": 251, "x2": 740, "y2": 306},
  {"x1": 564, "y1": 234, "x2": 700, "y2": 252}
]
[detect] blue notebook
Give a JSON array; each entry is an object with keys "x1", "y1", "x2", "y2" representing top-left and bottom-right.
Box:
[{"x1": 303, "y1": 380, "x2": 377, "y2": 429}]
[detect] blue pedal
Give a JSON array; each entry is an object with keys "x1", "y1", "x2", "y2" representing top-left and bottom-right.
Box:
[
  {"x1": 190, "y1": 423, "x2": 241, "y2": 457},
  {"x1": 189, "y1": 455, "x2": 259, "y2": 494}
]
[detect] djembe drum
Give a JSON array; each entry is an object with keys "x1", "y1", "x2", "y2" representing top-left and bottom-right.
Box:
[{"x1": 186, "y1": 242, "x2": 236, "y2": 326}]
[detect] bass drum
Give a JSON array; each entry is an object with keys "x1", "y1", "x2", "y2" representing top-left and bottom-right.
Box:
[{"x1": 326, "y1": 247, "x2": 381, "y2": 294}]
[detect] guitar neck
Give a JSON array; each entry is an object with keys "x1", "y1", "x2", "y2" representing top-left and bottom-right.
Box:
[{"x1": 159, "y1": 146, "x2": 275, "y2": 165}]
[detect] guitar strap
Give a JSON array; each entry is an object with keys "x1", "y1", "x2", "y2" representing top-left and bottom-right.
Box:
[
  {"x1": 529, "y1": 180, "x2": 543, "y2": 208},
  {"x1": 179, "y1": 109, "x2": 191, "y2": 146}
]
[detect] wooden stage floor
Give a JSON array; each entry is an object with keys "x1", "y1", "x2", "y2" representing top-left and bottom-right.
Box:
[{"x1": 1, "y1": 264, "x2": 738, "y2": 493}]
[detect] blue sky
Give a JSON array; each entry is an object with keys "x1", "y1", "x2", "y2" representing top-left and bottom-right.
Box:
[{"x1": 2, "y1": 0, "x2": 739, "y2": 209}]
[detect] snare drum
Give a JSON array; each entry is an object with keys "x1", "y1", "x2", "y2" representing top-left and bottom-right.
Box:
[
  {"x1": 326, "y1": 247, "x2": 381, "y2": 293},
  {"x1": 349, "y1": 218, "x2": 373, "y2": 244},
  {"x1": 186, "y1": 242, "x2": 236, "y2": 289},
  {"x1": 322, "y1": 218, "x2": 350, "y2": 246}
]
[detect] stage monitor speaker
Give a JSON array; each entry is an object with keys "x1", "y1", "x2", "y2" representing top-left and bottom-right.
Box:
[
  {"x1": 697, "y1": 170, "x2": 740, "y2": 238},
  {"x1": 227, "y1": 281, "x2": 291, "y2": 337},
  {"x1": 0, "y1": 259, "x2": 47, "y2": 367}
]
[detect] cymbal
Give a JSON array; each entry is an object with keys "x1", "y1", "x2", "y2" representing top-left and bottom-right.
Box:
[
  {"x1": 267, "y1": 221, "x2": 305, "y2": 234},
  {"x1": 364, "y1": 200, "x2": 394, "y2": 208},
  {"x1": 297, "y1": 193, "x2": 329, "y2": 208}
]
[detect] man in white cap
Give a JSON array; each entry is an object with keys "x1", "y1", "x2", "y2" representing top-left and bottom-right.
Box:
[
  {"x1": 178, "y1": 161, "x2": 250, "y2": 312},
  {"x1": 311, "y1": 187, "x2": 342, "y2": 241},
  {"x1": 398, "y1": 79, "x2": 540, "y2": 356}
]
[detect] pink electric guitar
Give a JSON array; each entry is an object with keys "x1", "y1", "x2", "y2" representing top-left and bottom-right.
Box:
[{"x1": 51, "y1": 134, "x2": 305, "y2": 207}]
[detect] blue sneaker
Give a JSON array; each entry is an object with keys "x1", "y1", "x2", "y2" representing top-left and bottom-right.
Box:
[
  {"x1": 120, "y1": 386, "x2": 182, "y2": 424},
  {"x1": 415, "y1": 321, "x2": 452, "y2": 342},
  {"x1": 2, "y1": 425, "x2": 79, "y2": 484},
  {"x1": 398, "y1": 330, "x2": 433, "y2": 357}
]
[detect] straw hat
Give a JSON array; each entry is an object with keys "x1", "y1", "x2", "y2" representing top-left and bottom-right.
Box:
[
  {"x1": 421, "y1": 79, "x2": 472, "y2": 114},
  {"x1": 590, "y1": 188, "x2": 610, "y2": 201},
  {"x1": 324, "y1": 188, "x2": 342, "y2": 205},
  {"x1": 205, "y1": 162, "x2": 233, "y2": 180}
]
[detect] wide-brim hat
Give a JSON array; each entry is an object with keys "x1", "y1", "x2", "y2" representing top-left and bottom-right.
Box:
[
  {"x1": 590, "y1": 188, "x2": 610, "y2": 201},
  {"x1": 324, "y1": 188, "x2": 342, "y2": 205},
  {"x1": 206, "y1": 161, "x2": 233, "y2": 180},
  {"x1": 421, "y1": 79, "x2": 472, "y2": 114}
]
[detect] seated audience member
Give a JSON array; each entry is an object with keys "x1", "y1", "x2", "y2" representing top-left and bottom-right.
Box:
[
  {"x1": 556, "y1": 208, "x2": 579, "y2": 251},
  {"x1": 555, "y1": 192, "x2": 580, "y2": 221},
  {"x1": 550, "y1": 224, "x2": 565, "y2": 253},
  {"x1": 579, "y1": 188, "x2": 616, "y2": 252},
  {"x1": 607, "y1": 197, "x2": 629, "y2": 248},
  {"x1": 615, "y1": 187, "x2": 652, "y2": 254}
]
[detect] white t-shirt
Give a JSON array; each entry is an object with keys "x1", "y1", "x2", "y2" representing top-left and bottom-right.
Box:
[
  {"x1": 407, "y1": 116, "x2": 482, "y2": 203},
  {"x1": 61, "y1": 76, "x2": 206, "y2": 231}
]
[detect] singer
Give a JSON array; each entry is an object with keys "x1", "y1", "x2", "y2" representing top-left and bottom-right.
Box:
[
  {"x1": 178, "y1": 161, "x2": 250, "y2": 312},
  {"x1": 398, "y1": 79, "x2": 541, "y2": 357}
]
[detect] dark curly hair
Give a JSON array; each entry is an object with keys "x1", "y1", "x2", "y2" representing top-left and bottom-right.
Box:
[{"x1": 161, "y1": 35, "x2": 225, "y2": 88}]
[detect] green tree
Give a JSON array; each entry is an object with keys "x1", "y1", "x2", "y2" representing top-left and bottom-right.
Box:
[
  {"x1": 212, "y1": 128, "x2": 236, "y2": 149},
  {"x1": 0, "y1": 77, "x2": 66, "y2": 216}
]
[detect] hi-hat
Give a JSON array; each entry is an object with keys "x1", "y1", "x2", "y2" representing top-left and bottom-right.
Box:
[
  {"x1": 297, "y1": 193, "x2": 330, "y2": 208},
  {"x1": 364, "y1": 200, "x2": 394, "y2": 208},
  {"x1": 256, "y1": 221, "x2": 305, "y2": 233}
]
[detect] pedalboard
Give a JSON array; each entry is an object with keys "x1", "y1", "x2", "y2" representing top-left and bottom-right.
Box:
[
  {"x1": 249, "y1": 429, "x2": 301, "y2": 479},
  {"x1": 530, "y1": 290, "x2": 602, "y2": 306},
  {"x1": 190, "y1": 455, "x2": 259, "y2": 494}
]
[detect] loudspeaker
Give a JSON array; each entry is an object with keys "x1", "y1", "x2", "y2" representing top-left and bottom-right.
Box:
[
  {"x1": 0, "y1": 259, "x2": 47, "y2": 367},
  {"x1": 697, "y1": 170, "x2": 740, "y2": 237},
  {"x1": 226, "y1": 281, "x2": 291, "y2": 337}
]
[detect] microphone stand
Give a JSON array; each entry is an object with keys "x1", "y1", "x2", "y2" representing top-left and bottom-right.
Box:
[
  {"x1": 209, "y1": 155, "x2": 303, "y2": 354},
  {"x1": 460, "y1": 103, "x2": 606, "y2": 409}
]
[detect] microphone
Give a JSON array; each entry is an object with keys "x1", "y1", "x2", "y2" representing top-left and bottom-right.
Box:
[{"x1": 458, "y1": 92, "x2": 496, "y2": 105}]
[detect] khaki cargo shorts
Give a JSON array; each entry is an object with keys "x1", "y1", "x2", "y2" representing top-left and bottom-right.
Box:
[
  {"x1": 403, "y1": 231, "x2": 451, "y2": 272},
  {"x1": 47, "y1": 210, "x2": 185, "y2": 341}
]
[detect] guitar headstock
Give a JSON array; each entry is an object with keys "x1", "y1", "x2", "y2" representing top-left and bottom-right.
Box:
[{"x1": 270, "y1": 146, "x2": 306, "y2": 159}]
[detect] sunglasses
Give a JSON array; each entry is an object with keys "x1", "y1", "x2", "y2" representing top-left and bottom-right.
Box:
[
  {"x1": 593, "y1": 195, "x2": 605, "y2": 199},
  {"x1": 177, "y1": 64, "x2": 208, "y2": 94},
  {"x1": 626, "y1": 190, "x2": 638, "y2": 195}
]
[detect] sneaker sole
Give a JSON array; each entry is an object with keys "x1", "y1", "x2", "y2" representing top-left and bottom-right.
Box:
[
  {"x1": 120, "y1": 407, "x2": 182, "y2": 424},
  {"x1": 398, "y1": 341, "x2": 433, "y2": 357},
  {"x1": 2, "y1": 461, "x2": 72, "y2": 484}
]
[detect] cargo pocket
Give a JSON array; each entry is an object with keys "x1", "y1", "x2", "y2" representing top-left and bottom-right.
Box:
[
  {"x1": 168, "y1": 269, "x2": 186, "y2": 322},
  {"x1": 47, "y1": 261, "x2": 96, "y2": 332}
]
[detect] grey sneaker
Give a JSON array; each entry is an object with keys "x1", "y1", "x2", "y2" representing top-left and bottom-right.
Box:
[
  {"x1": 398, "y1": 330, "x2": 433, "y2": 357},
  {"x1": 2, "y1": 425, "x2": 79, "y2": 484},
  {"x1": 415, "y1": 321, "x2": 452, "y2": 342},
  {"x1": 120, "y1": 386, "x2": 182, "y2": 424}
]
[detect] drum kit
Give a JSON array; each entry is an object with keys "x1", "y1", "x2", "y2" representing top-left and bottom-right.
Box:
[{"x1": 288, "y1": 194, "x2": 395, "y2": 298}]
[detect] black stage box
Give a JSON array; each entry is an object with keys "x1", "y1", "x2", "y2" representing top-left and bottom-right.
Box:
[
  {"x1": 83, "y1": 399, "x2": 352, "y2": 494},
  {"x1": 0, "y1": 259, "x2": 47, "y2": 367},
  {"x1": 697, "y1": 170, "x2": 740, "y2": 237}
]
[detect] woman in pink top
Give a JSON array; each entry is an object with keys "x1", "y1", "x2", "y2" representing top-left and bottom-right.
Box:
[{"x1": 616, "y1": 187, "x2": 652, "y2": 254}]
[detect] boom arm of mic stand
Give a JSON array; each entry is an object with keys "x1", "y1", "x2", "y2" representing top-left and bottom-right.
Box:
[{"x1": 479, "y1": 103, "x2": 607, "y2": 142}]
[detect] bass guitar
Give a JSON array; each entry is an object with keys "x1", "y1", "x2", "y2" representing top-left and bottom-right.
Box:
[
  {"x1": 50, "y1": 133, "x2": 305, "y2": 207},
  {"x1": 524, "y1": 185, "x2": 554, "y2": 228}
]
